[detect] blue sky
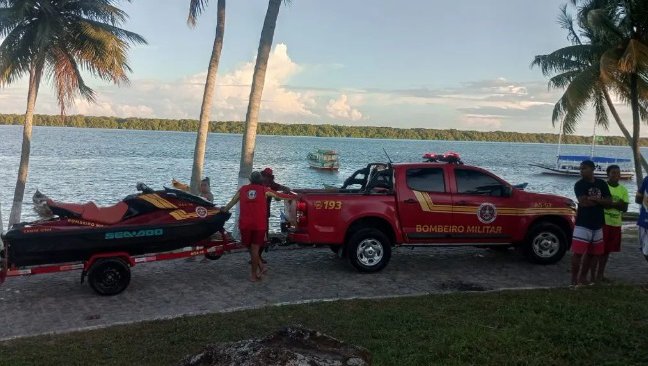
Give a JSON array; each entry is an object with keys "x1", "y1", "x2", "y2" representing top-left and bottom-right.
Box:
[{"x1": 1, "y1": 0, "x2": 639, "y2": 135}]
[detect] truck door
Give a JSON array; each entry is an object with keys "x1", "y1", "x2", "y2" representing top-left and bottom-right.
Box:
[
  {"x1": 398, "y1": 166, "x2": 454, "y2": 243},
  {"x1": 451, "y1": 168, "x2": 516, "y2": 244}
]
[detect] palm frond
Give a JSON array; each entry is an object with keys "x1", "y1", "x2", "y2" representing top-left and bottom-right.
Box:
[
  {"x1": 593, "y1": 87, "x2": 610, "y2": 129},
  {"x1": 618, "y1": 38, "x2": 648, "y2": 73},
  {"x1": 558, "y1": 4, "x2": 582, "y2": 45},
  {"x1": 0, "y1": 22, "x2": 34, "y2": 85},
  {"x1": 188, "y1": 0, "x2": 209, "y2": 27},
  {"x1": 531, "y1": 44, "x2": 601, "y2": 76},
  {"x1": 552, "y1": 67, "x2": 598, "y2": 133},
  {"x1": 65, "y1": 0, "x2": 129, "y2": 26},
  {"x1": 45, "y1": 46, "x2": 95, "y2": 114}
]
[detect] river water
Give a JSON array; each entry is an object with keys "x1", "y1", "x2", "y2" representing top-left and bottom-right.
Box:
[{"x1": 0, "y1": 125, "x2": 644, "y2": 228}]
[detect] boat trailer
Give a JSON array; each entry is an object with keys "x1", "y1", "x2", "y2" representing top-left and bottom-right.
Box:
[{"x1": 0, "y1": 233, "x2": 293, "y2": 296}]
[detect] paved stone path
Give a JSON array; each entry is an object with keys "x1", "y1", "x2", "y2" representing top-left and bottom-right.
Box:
[{"x1": 1, "y1": 227, "x2": 647, "y2": 340}]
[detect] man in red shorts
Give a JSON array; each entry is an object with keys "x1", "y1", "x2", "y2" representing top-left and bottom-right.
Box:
[
  {"x1": 591, "y1": 165, "x2": 628, "y2": 282},
  {"x1": 571, "y1": 160, "x2": 611, "y2": 287},
  {"x1": 221, "y1": 171, "x2": 295, "y2": 281}
]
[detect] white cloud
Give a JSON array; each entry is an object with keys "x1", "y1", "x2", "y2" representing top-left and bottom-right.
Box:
[
  {"x1": 209, "y1": 43, "x2": 316, "y2": 120},
  {"x1": 0, "y1": 43, "x2": 317, "y2": 121},
  {"x1": 326, "y1": 94, "x2": 363, "y2": 121}
]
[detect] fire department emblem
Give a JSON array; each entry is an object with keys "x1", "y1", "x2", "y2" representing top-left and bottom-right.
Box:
[
  {"x1": 477, "y1": 203, "x2": 497, "y2": 224},
  {"x1": 195, "y1": 206, "x2": 208, "y2": 218}
]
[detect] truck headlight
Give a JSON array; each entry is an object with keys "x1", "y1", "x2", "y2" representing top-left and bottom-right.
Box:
[{"x1": 566, "y1": 199, "x2": 577, "y2": 211}]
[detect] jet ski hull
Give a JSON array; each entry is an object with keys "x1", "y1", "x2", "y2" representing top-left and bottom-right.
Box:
[{"x1": 2, "y1": 212, "x2": 230, "y2": 267}]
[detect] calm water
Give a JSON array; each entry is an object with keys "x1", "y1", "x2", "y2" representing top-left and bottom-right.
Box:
[{"x1": 0, "y1": 125, "x2": 644, "y2": 229}]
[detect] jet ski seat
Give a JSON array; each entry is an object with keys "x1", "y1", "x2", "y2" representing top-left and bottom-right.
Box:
[{"x1": 48, "y1": 200, "x2": 129, "y2": 225}]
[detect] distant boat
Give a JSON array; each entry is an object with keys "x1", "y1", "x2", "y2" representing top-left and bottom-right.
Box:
[
  {"x1": 531, "y1": 119, "x2": 634, "y2": 180},
  {"x1": 307, "y1": 149, "x2": 339, "y2": 170},
  {"x1": 530, "y1": 155, "x2": 634, "y2": 180}
]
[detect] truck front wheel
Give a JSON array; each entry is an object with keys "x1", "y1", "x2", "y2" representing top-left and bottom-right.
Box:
[
  {"x1": 347, "y1": 228, "x2": 392, "y2": 273},
  {"x1": 524, "y1": 223, "x2": 568, "y2": 264}
]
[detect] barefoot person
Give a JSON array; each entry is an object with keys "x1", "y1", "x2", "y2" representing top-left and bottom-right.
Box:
[
  {"x1": 591, "y1": 165, "x2": 628, "y2": 282},
  {"x1": 571, "y1": 160, "x2": 611, "y2": 287},
  {"x1": 221, "y1": 171, "x2": 295, "y2": 281}
]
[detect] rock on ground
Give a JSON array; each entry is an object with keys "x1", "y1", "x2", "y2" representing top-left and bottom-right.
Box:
[{"x1": 178, "y1": 326, "x2": 371, "y2": 366}]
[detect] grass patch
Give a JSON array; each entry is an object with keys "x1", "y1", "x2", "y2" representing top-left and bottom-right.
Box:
[{"x1": 3, "y1": 286, "x2": 648, "y2": 365}]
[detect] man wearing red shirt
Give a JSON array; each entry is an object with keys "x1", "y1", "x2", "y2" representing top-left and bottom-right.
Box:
[{"x1": 222, "y1": 171, "x2": 295, "y2": 281}]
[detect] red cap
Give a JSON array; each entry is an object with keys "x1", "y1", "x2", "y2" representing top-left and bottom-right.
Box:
[{"x1": 261, "y1": 168, "x2": 274, "y2": 177}]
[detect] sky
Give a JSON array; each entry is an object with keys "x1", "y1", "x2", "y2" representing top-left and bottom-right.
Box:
[{"x1": 0, "y1": 0, "x2": 641, "y2": 136}]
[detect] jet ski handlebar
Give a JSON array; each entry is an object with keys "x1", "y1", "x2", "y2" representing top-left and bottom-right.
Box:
[{"x1": 136, "y1": 182, "x2": 154, "y2": 194}]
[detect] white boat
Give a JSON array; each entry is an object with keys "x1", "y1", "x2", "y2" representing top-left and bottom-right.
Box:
[
  {"x1": 530, "y1": 155, "x2": 634, "y2": 180},
  {"x1": 307, "y1": 149, "x2": 339, "y2": 170},
  {"x1": 532, "y1": 119, "x2": 634, "y2": 179}
]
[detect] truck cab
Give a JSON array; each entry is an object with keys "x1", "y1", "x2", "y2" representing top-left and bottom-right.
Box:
[{"x1": 287, "y1": 158, "x2": 576, "y2": 273}]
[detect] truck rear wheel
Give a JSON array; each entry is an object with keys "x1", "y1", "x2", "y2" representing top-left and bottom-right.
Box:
[
  {"x1": 347, "y1": 228, "x2": 391, "y2": 273},
  {"x1": 88, "y1": 258, "x2": 131, "y2": 296},
  {"x1": 524, "y1": 223, "x2": 567, "y2": 264}
]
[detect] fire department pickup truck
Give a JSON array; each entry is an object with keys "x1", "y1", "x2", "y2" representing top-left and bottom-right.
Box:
[{"x1": 287, "y1": 159, "x2": 576, "y2": 273}]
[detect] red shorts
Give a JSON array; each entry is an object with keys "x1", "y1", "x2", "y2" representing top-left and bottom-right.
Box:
[
  {"x1": 603, "y1": 225, "x2": 622, "y2": 254},
  {"x1": 571, "y1": 226, "x2": 604, "y2": 255},
  {"x1": 240, "y1": 229, "x2": 266, "y2": 247}
]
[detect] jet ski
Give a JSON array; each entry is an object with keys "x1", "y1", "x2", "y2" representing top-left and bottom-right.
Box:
[{"x1": 1, "y1": 183, "x2": 231, "y2": 267}]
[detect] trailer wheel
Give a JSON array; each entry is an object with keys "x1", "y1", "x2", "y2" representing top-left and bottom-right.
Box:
[
  {"x1": 347, "y1": 228, "x2": 392, "y2": 273},
  {"x1": 88, "y1": 258, "x2": 131, "y2": 296},
  {"x1": 524, "y1": 222, "x2": 568, "y2": 264}
]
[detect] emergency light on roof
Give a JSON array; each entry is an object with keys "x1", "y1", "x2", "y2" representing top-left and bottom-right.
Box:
[{"x1": 422, "y1": 152, "x2": 462, "y2": 164}]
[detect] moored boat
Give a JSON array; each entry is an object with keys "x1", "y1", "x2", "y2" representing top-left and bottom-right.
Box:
[
  {"x1": 307, "y1": 149, "x2": 339, "y2": 170},
  {"x1": 530, "y1": 155, "x2": 634, "y2": 180}
]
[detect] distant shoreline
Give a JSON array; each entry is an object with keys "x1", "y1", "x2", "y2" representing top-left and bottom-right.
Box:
[{"x1": 1, "y1": 113, "x2": 647, "y2": 146}]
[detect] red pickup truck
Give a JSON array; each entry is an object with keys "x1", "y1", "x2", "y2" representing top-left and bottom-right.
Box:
[{"x1": 287, "y1": 160, "x2": 576, "y2": 272}]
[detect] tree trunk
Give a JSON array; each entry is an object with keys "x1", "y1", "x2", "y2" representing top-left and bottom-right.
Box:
[
  {"x1": 602, "y1": 87, "x2": 648, "y2": 172},
  {"x1": 238, "y1": 0, "x2": 282, "y2": 183},
  {"x1": 8, "y1": 65, "x2": 42, "y2": 227},
  {"x1": 190, "y1": 0, "x2": 226, "y2": 194},
  {"x1": 630, "y1": 72, "x2": 643, "y2": 187}
]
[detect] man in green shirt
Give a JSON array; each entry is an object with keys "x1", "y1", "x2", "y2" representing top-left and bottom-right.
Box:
[{"x1": 592, "y1": 165, "x2": 629, "y2": 282}]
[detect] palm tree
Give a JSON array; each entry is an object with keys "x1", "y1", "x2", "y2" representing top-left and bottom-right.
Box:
[
  {"x1": 533, "y1": 2, "x2": 648, "y2": 175},
  {"x1": 237, "y1": 0, "x2": 288, "y2": 187},
  {"x1": 0, "y1": 0, "x2": 146, "y2": 226},
  {"x1": 187, "y1": 0, "x2": 226, "y2": 194},
  {"x1": 587, "y1": 0, "x2": 648, "y2": 184}
]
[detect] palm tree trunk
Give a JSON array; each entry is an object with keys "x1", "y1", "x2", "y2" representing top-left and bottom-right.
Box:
[
  {"x1": 190, "y1": 0, "x2": 226, "y2": 194},
  {"x1": 8, "y1": 65, "x2": 42, "y2": 227},
  {"x1": 238, "y1": 0, "x2": 282, "y2": 184},
  {"x1": 630, "y1": 72, "x2": 643, "y2": 186},
  {"x1": 602, "y1": 88, "x2": 648, "y2": 172}
]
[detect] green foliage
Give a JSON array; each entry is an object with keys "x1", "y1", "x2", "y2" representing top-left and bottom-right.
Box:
[
  {"x1": 0, "y1": 113, "x2": 645, "y2": 146},
  {"x1": 2, "y1": 286, "x2": 648, "y2": 365},
  {"x1": 0, "y1": 0, "x2": 147, "y2": 113}
]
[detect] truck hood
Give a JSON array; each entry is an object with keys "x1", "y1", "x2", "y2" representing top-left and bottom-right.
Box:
[{"x1": 516, "y1": 189, "x2": 576, "y2": 208}]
